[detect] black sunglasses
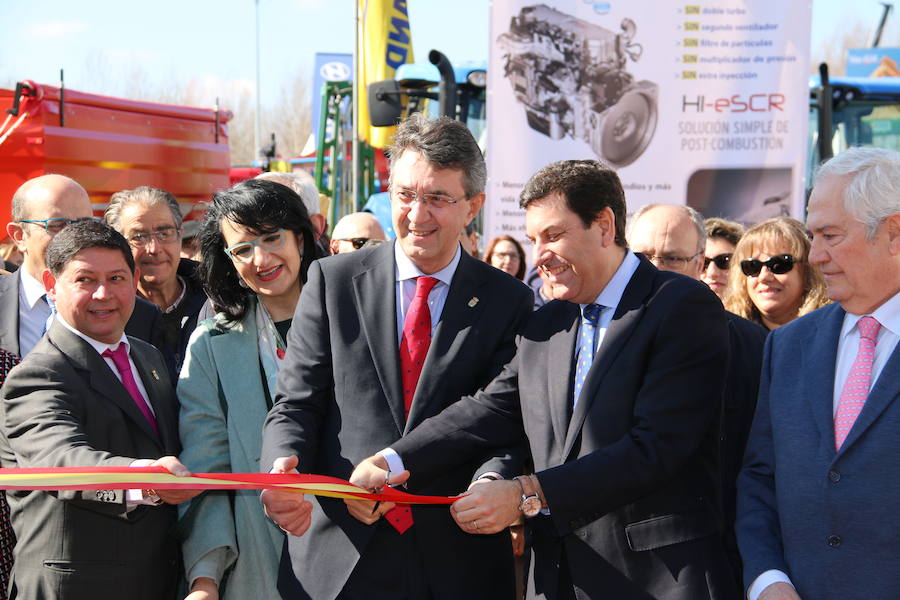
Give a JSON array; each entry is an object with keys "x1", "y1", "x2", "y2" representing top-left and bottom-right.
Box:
[
  {"x1": 703, "y1": 253, "x2": 732, "y2": 270},
  {"x1": 740, "y1": 254, "x2": 797, "y2": 277},
  {"x1": 336, "y1": 237, "x2": 371, "y2": 250}
]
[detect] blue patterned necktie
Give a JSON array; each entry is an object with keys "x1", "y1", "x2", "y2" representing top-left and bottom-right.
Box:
[{"x1": 573, "y1": 303, "x2": 602, "y2": 407}]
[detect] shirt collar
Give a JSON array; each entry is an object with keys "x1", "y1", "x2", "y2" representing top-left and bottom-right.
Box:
[
  {"x1": 840, "y1": 289, "x2": 900, "y2": 340},
  {"x1": 394, "y1": 240, "x2": 461, "y2": 288},
  {"x1": 56, "y1": 314, "x2": 130, "y2": 356},
  {"x1": 19, "y1": 268, "x2": 48, "y2": 309},
  {"x1": 581, "y1": 250, "x2": 640, "y2": 314}
]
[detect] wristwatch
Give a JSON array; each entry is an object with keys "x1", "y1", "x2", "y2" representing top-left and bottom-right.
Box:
[{"x1": 514, "y1": 475, "x2": 542, "y2": 518}]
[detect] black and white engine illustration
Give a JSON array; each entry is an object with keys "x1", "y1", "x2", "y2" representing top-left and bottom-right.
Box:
[{"x1": 497, "y1": 4, "x2": 659, "y2": 167}]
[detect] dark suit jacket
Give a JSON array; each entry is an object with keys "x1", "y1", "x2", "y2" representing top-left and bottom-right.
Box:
[
  {"x1": 261, "y1": 242, "x2": 534, "y2": 600},
  {"x1": 157, "y1": 258, "x2": 207, "y2": 381},
  {"x1": 0, "y1": 271, "x2": 165, "y2": 358},
  {"x1": 391, "y1": 256, "x2": 735, "y2": 600},
  {"x1": 0, "y1": 321, "x2": 181, "y2": 600},
  {"x1": 736, "y1": 302, "x2": 900, "y2": 599}
]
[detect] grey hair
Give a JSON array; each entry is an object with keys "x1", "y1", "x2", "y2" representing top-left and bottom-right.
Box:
[
  {"x1": 104, "y1": 186, "x2": 183, "y2": 231},
  {"x1": 389, "y1": 113, "x2": 486, "y2": 198},
  {"x1": 815, "y1": 146, "x2": 900, "y2": 239},
  {"x1": 627, "y1": 203, "x2": 706, "y2": 253},
  {"x1": 255, "y1": 171, "x2": 321, "y2": 217}
]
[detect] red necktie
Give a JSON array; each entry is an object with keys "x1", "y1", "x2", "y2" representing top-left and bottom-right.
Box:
[
  {"x1": 102, "y1": 345, "x2": 160, "y2": 438},
  {"x1": 386, "y1": 276, "x2": 439, "y2": 534}
]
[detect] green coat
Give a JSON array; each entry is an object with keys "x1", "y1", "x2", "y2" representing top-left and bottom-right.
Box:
[{"x1": 177, "y1": 305, "x2": 284, "y2": 599}]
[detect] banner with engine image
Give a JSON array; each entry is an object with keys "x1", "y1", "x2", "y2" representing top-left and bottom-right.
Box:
[{"x1": 484, "y1": 1, "x2": 812, "y2": 249}]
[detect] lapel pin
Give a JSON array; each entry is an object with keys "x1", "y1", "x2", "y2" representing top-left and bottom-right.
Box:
[
  {"x1": 468, "y1": 297, "x2": 479, "y2": 308},
  {"x1": 151, "y1": 369, "x2": 160, "y2": 381}
]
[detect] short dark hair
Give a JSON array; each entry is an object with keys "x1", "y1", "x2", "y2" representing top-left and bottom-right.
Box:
[
  {"x1": 45, "y1": 219, "x2": 135, "y2": 276},
  {"x1": 519, "y1": 160, "x2": 627, "y2": 247},
  {"x1": 389, "y1": 113, "x2": 486, "y2": 198},
  {"x1": 199, "y1": 179, "x2": 321, "y2": 324}
]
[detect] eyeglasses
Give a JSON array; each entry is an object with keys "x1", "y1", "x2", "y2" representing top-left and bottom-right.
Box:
[
  {"x1": 224, "y1": 229, "x2": 288, "y2": 263},
  {"x1": 19, "y1": 217, "x2": 94, "y2": 235},
  {"x1": 391, "y1": 186, "x2": 464, "y2": 209},
  {"x1": 740, "y1": 254, "x2": 797, "y2": 277},
  {"x1": 336, "y1": 237, "x2": 371, "y2": 250},
  {"x1": 703, "y1": 253, "x2": 733, "y2": 270},
  {"x1": 643, "y1": 251, "x2": 701, "y2": 270},
  {"x1": 127, "y1": 226, "x2": 181, "y2": 247}
]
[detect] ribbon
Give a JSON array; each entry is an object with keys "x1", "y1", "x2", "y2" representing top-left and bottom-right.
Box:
[{"x1": 0, "y1": 467, "x2": 454, "y2": 504}]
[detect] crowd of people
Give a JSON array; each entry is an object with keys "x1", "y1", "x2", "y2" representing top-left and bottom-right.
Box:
[{"x1": 0, "y1": 112, "x2": 897, "y2": 600}]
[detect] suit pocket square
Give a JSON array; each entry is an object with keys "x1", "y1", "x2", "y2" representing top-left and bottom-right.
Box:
[{"x1": 624, "y1": 511, "x2": 717, "y2": 552}]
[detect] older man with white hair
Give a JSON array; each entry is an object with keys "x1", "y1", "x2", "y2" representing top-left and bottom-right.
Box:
[{"x1": 737, "y1": 146, "x2": 900, "y2": 600}]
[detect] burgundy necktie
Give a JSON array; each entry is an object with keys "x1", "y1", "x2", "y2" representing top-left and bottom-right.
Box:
[
  {"x1": 834, "y1": 316, "x2": 882, "y2": 450},
  {"x1": 386, "y1": 276, "x2": 439, "y2": 534},
  {"x1": 102, "y1": 345, "x2": 160, "y2": 438}
]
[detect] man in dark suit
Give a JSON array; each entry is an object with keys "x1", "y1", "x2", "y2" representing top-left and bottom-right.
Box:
[
  {"x1": 258, "y1": 114, "x2": 533, "y2": 599},
  {"x1": 1, "y1": 174, "x2": 164, "y2": 359},
  {"x1": 0, "y1": 219, "x2": 198, "y2": 599},
  {"x1": 104, "y1": 186, "x2": 208, "y2": 380},
  {"x1": 626, "y1": 203, "x2": 768, "y2": 589},
  {"x1": 737, "y1": 147, "x2": 900, "y2": 600},
  {"x1": 352, "y1": 159, "x2": 736, "y2": 600}
]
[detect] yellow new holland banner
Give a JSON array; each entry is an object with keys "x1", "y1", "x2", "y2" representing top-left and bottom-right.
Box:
[{"x1": 357, "y1": 0, "x2": 414, "y2": 149}]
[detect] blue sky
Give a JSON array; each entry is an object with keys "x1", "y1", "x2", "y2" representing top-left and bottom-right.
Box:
[{"x1": 1, "y1": 0, "x2": 898, "y2": 109}]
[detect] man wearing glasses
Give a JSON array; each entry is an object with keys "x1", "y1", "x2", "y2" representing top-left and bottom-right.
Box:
[
  {"x1": 626, "y1": 203, "x2": 768, "y2": 591},
  {"x1": 1, "y1": 175, "x2": 163, "y2": 358},
  {"x1": 105, "y1": 187, "x2": 207, "y2": 379},
  {"x1": 330, "y1": 211, "x2": 387, "y2": 254},
  {"x1": 259, "y1": 114, "x2": 533, "y2": 599}
]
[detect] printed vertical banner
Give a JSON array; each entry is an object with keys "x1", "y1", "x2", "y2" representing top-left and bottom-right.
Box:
[
  {"x1": 485, "y1": 1, "x2": 812, "y2": 249},
  {"x1": 357, "y1": 0, "x2": 414, "y2": 149}
]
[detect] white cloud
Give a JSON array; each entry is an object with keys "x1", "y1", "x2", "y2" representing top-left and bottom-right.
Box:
[{"x1": 27, "y1": 22, "x2": 87, "y2": 38}]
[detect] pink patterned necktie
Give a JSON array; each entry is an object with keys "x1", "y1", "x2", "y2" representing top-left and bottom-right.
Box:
[
  {"x1": 834, "y1": 316, "x2": 882, "y2": 450},
  {"x1": 102, "y1": 345, "x2": 160, "y2": 438},
  {"x1": 386, "y1": 276, "x2": 439, "y2": 535}
]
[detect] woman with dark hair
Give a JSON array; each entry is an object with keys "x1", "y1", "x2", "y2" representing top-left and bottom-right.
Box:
[
  {"x1": 482, "y1": 234, "x2": 526, "y2": 280},
  {"x1": 177, "y1": 179, "x2": 320, "y2": 600}
]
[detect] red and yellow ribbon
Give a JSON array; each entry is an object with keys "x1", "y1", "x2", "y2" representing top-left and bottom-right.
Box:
[{"x1": 0, "y1": 467, "x2": 454, "y2": 504}]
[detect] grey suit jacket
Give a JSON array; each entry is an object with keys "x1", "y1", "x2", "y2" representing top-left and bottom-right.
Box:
[
  {"x1": 261, "y1": 242, "x2": 534, "y2": 600},
  {"x1": 0, "y1": 320, "x2": 181, "y2": 600},
  {"x1": 0, "y1": 271, "x2": 166, "y2": 357},
  {"x1": 391, "y1": 256, "x2": 736, "y2": 600},
  {"x1": 737, "y1": 302, "x2": 900, "y2": 599}
]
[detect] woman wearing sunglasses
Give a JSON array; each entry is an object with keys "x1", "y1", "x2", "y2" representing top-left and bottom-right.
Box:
[
  {"x1": 702, "y1": 217, "x2": 744, "y2": 300},
  {"x1": 176, "y1": 179, "x2": 321, "y2": 600},
  {"x1": 724, "y1": 217, "x2": 829, "y2": 330}
]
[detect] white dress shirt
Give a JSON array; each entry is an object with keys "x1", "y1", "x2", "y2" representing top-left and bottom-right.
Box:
[
  {"x1": 393, "y1": 241, "x2": 461, "y2": 342},
  {"x1": 17, "y1": 268, "x2": 52, "y2": 357},
  {"x1": 748, "y1": 290, "x2": 900, "y2": 600}
]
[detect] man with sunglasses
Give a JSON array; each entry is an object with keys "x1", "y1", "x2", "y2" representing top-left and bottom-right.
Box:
[
  {"x1": 738, "y1": 147, "x2": 900, "y2": 600},
  {"x1": 330, "y1": 211, "x2": 387, "y2": 254},
  {"x1": 626, "y1": 203, "x2": 768, "y2": 591},
  {"x1": 260, "y1": 114, "x2": 533, "y2": 599},
  {"x1": 1, "y1": 175, "x2": 164, "y2": 358}
]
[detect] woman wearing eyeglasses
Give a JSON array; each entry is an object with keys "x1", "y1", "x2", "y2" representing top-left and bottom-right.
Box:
[
  {"x1": 176, "y1": 179, "x2": 321, "y2": 600},
  {"x1": 724, "y1": 217, "x2": 830, "y2": 330},
  {"x1": 702, "y1": 217, "x2": 744, "y2": 300},
  {"x1": 482, "y1": 234, "x2": 526, "y2": 280}
]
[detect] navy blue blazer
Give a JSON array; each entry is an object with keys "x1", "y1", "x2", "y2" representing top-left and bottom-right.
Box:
[{"x1": 736, "y1": 302, "x2": 900, "y2": 599}]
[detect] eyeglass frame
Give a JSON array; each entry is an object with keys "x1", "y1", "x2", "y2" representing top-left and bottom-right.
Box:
[
  {"x1": 740, "y1": 254, "x2": 798, "y2": 277},
  {"x1": 643, "y1": 251, "x2": 702, "y2": 270},
  {"x1": 334, "y1": 237, "x2": 371, "y2": 250},
  {"x1": 390, "y1": 186, "x2": 466, "y2": 209},
  {"x1": 223, "y1": 229, "x2": 289, "y2": 263},
  {"x1": 703, "y1": 253, "x2": 733, "y2": 270},
  {"x1": 126, "y1": 226, "x2": 182, "y2": 247},
  {"x1": 18, "y1": 217, "x2": 97, "y2": 235}
]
